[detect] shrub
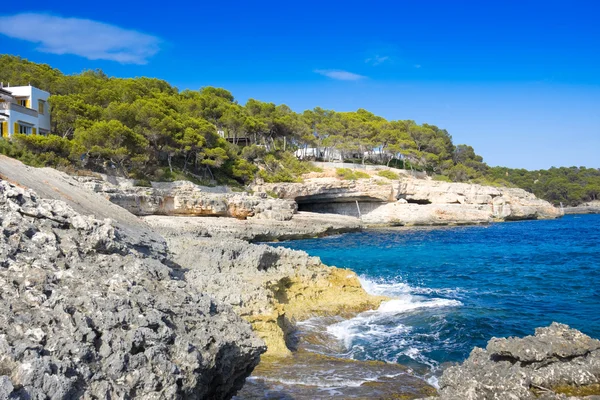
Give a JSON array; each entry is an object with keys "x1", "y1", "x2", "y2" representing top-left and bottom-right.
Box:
[
  {"x1": 377, "y1": 170, "x2": 400, "y2": 180},
  {"x1": 432, "y1": 174, "x2": 452, "y2": 182},
  {"x1": 336, "y1": 168, "x2": 370, "y2": 180},
  {"x1": 258, "y1": 152, "x2": 321, "y2": 183}
]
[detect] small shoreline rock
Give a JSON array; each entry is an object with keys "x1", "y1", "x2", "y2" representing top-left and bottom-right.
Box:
[{"x1": 425, "y1": 323, "x2": 600, "y2": 400}]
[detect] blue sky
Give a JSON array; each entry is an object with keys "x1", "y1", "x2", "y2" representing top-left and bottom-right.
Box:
[{"x1": 1, "y1": 0, "x2": 599, "y2": 169}]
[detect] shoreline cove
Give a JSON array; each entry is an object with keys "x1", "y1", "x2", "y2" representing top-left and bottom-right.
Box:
[{"x1": 0, "y1": 156, "x2": 598, "y2": 399}]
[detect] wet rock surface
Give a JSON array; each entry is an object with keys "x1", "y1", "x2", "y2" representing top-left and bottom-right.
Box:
[
  {"x1": 234, "y1": 352, "x2": 437, "y2": 400},
  {"x1": 428, "y1": 323, "x2": 600, "y2": 400},
  {"x1": 0, "y1": 180, "x2": 264, "y2": 399}
]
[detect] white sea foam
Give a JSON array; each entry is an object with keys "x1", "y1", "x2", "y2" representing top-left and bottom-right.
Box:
[
  {"x1": 249, "y1": 376, "x2": 369, "y2": 388},
  {"x1": 326, "y1": 276, "x2": 463, "y2": 361},
  {"x1": 427, "y1": 375, "x2": 440, "y2": 389},
  {"x1": 378, "y1": 296, "x2": 463, "y2": 313},
  {"x1": 359, "y1": 275, "x2": 463, "y2": 297}
]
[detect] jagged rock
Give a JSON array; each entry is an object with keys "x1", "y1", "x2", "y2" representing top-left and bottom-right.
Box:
[
  {"x1": 75, "y1": 177, "x2": 296, "y2": 221},
  {"x1": 0, "y1": 180, "x2": 265, "y2": 399},
  {"x1": 427, "y1": 323, "x2": 600, "y2": 400}
]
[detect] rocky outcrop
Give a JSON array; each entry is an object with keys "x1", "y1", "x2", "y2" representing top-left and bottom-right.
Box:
[
  {"x1": 146, "y1": 225, "x2": 386, "y2": 357},
  {"x1": 0, "y1": 155, "x2": 165, "y2": 254},
  {"x1": 76, "y1": 177, "x2": 296, "y2": 221},
  {"x1": 564, "y1": 201, "x2": 600, "y2": 215},
  {"x1": 397, "y1": 180, "x2": 563, "y2": 221},
  {"x1": 428, "y1": 323, "x2": 600, "y2": 400},
  {"x1": 0, "y1": 180, "x2": 265, "y2": 399},
  {"x1": 143, "y1": 211, "x2": 363, "y2": 242},
  {"x1": 254, "y1": 174, "x2": 563, "y2": 225}
]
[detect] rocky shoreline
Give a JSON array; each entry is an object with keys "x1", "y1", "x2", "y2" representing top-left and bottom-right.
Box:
[
  {"x1": 564, "y1": 201, "x2": 600, "y2": 215},
  {"x1": 1, "y1": 155, "x2": 597, "y2": 399}
]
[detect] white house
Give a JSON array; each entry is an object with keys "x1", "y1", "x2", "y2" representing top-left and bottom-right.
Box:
[{"x1": 0, "y1": 84, "x2": 51, "y2": 138}]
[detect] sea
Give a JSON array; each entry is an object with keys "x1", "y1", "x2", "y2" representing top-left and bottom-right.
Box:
[{"x1": 244, "y1": 214, "x2": 600, "y2": 396}]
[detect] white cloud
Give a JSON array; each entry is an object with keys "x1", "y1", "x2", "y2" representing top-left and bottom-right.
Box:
[
  {"x1": 314, "y1": 69, "x2": 366, "y2": 81},
  {"x1": 414, "y1": 64, "x2": 422, "y2": 69},
  {"x1": 365, "y1": 55, "x2": 390, "y2": 66},
  {"x1": 0, "y1": 13, "x2": 161, "y2": 64}
]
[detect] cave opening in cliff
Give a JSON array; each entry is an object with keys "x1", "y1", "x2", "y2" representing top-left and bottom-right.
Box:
[{"x1": 404, "y1": 198, "x2": 432, "y2": 205}]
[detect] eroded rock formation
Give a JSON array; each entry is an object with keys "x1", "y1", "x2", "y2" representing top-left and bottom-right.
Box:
[
  {"x1": 254, "y1": 174, "x2": 563, "y2": 225},
  {"x1": 564, "y1": 200, "x2": 600, "y2": 215}
]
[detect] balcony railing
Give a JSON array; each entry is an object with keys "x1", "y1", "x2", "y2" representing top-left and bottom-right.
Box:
[{"x1": 0, "y1": 102, "x2": 39, "y2": 118}]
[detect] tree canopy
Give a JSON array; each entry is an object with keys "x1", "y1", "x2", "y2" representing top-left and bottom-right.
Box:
[{"x1": 1, "y1": 54, "x2": 598, "y2": 205}]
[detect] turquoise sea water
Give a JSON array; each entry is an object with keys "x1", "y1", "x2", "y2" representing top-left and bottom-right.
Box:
[{"x1": 271, "y1": 214, "x2": 600, "y2": 381}]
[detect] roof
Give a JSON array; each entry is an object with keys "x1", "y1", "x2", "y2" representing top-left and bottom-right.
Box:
[{"x1": 0, "y1": 88, "x2": 13, "y2": 96}]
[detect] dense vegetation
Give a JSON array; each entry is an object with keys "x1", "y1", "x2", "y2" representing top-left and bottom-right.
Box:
[{"x1": 1, "y1": 55, "x2": 598, "y2": 205}]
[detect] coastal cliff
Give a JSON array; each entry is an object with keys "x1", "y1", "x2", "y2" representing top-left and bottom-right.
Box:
[
  {"x1": 2, "y1": 156, "x2": 588, "y2": 399},
  {"x1": 71, "y1": 164, "x2": 562, "y2": 229},
  {"x1": 142, "y1": 227, "x2": 386, "y2": 357},
  {"x1": 253, "y1": 169, "x2": 563, "y2": 225}
]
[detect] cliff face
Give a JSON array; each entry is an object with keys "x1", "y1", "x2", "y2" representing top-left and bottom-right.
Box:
[
  {"x1": 254, "y1": 174, "x2": 563, "y2": 225},
  {"x1": 0, "y1": 179, "x2": 264, "y2": 399}
]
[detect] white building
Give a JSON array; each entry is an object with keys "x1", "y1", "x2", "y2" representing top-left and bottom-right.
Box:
[{"x1": 0, "y1": 84, "x2": 51, "y2": 138}]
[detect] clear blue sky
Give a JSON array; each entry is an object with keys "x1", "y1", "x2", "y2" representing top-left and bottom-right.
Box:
[{"x1": 1, "y1": 0, "x2": 599, "y2": 170}]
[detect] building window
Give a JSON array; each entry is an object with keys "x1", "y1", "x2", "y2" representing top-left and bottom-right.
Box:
[
  {"x1": 19, "y1": 99, "x2": 27, "y2": 107},
  {"x1": 18, "y1": 124, "x2": 32, "y2": 135},
  {"x1": 38, "y1": 100, "x2": 45, "y2": 114}
]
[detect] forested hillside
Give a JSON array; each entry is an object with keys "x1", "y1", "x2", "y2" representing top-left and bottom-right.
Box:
[{"x1": 0, "y1": 55, "x2": 598, "y2": 205}]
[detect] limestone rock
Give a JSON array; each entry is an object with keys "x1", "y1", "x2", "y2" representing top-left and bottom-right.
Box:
[
  {"x1": 427, "y1": 323, "x2": 600, "y2": 400},
  {"x1": 0, "y1": 179, "x2": 265, "y2": 399},
  {"x1": 254, "y1": 174, "x2": 563, "y2": 225},
  {"x1": 564, "y1": 201, "x2": 600, "y2": 215},
  {"x1": 75, "y1": 177, "x2": 297, "y2": 221}
]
